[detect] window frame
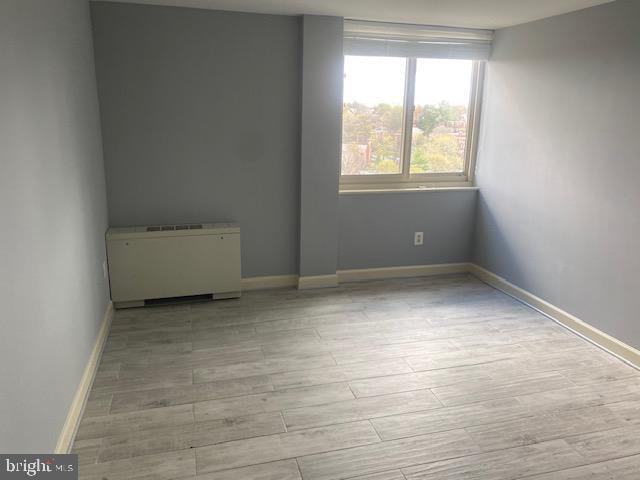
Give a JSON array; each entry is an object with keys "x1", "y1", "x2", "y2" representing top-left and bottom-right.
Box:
[{"x1": 340, "y1": 57, "x2": 485, "y2": 191}]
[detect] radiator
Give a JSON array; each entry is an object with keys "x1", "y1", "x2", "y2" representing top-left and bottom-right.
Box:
[{"x1": 106, "y1": 223, "x2": 241, "y2": 308}]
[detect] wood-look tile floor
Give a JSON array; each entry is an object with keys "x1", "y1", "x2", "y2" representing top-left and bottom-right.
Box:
[{"x1": 73, "y1": 274, "x2": 640, "y2": 480}]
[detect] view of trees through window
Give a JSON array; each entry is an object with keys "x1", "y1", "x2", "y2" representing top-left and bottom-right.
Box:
[
  {"x1": 342, "y1": 56, "x2": 405, "y2": 175},
  {"x1": 341, "y1": 56, "x2": 473, "y2": 177}
]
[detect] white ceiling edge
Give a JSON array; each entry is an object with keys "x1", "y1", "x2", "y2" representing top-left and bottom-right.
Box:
[{"x1": 93, "y1": 0, "x2": 616, "y2": 30}]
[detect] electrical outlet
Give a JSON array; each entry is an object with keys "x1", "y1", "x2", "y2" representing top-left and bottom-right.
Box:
[{"x1": 414, "y1": 231, "x2": 424, "y2": 246}]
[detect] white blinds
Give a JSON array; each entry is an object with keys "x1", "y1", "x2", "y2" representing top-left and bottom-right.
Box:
[{"x1": 344, "y1": 20, "x2": 493, "y2": 60}]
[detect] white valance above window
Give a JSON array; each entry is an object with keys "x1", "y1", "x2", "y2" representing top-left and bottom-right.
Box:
[{"x1": 343, "y1": 20, "x2": 493, "y2": 60}]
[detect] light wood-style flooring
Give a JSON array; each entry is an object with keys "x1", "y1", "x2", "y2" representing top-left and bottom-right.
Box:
[{"x1": 74, "y1": 274, "x2": 640, "y2": 479}]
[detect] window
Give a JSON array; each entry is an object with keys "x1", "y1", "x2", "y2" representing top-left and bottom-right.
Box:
[{"x1": 340, "y1": 55, "x2": 484, "y2": 189}]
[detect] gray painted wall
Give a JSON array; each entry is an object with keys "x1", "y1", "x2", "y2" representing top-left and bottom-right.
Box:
[
  {"x1": 475, "y1": 0, "x2": 640, "y2": 348},
  {"x1": 0, "y1": 0, "x2": 109, "y2": 451},
  {"x1": 299, "y1": 16, "x2": 343, "y2": 277},
  {"x1": 91, "y1": 2, "x2": 301, "y2": 277},
  {"x1": 339, "y1": 191, "x2": 477, "y2": 270}
]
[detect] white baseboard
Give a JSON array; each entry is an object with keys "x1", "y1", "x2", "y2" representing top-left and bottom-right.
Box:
[
  {"x1": 298, "y1": 274, "x2": 339, "y2": 290},
  {"x1": 55, "y1": 301, "x2": 114, "y2": 453},
  {"x1": 469, "y1": 264, "x2": 640, "y2": 369},
  {"x1": 241, "y1": 274, "x2": 298, "y2": 291},
  {"x1": 337, "y1": 263, "x2": 471, "y2": 283},
  {"x1": 241, "y1": 264, "x2": 470, "y2": 291}
]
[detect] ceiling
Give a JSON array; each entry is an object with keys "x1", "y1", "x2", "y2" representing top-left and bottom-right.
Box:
[{"x1": 97, "y1": 0, "x2": 615, "y2": 29}]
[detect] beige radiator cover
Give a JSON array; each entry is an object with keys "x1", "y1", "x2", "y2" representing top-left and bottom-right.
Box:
[{"x1": 106, "y1": 223, "x2": 241, "y2": 307}]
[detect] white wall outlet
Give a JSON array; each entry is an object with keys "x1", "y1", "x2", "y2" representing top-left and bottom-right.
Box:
[{"x1": 414, "y1": 231, "x2": 424, "y2": 246}]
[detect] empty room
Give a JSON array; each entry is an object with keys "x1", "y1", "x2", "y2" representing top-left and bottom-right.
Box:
[{"x1": 2, "y1": 0, "x2": 640, "y2": 478}]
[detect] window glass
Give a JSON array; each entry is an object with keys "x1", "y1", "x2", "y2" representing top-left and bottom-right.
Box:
[
  {"x1": 410, "y1": 59, "x2": 472, "y2": 174},
  {"x1": 341, "y1": 56, "x2": 406, "y2": 175}
]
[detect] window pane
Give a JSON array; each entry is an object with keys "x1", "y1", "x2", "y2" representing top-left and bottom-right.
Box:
[
  {"x1": 410, "y1": 59, "x2": 472, "y2": 174},
  {"x1": 341, "y1": 56, "x2": 406, "y2": 175}
]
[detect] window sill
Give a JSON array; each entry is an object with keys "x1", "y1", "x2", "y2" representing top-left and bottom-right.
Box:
[{"x1": 339, "y1": 186, "x2": 479, "y2": 195}]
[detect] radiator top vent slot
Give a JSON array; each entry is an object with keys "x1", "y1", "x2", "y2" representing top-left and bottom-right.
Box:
[{"x1": 146, "y1": 224, "x2": 204, "y2": 232}]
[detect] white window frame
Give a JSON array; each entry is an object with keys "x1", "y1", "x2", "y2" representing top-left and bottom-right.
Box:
[{"x1": 340, "y1": 58, "x2": 485, "y2": 191}]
